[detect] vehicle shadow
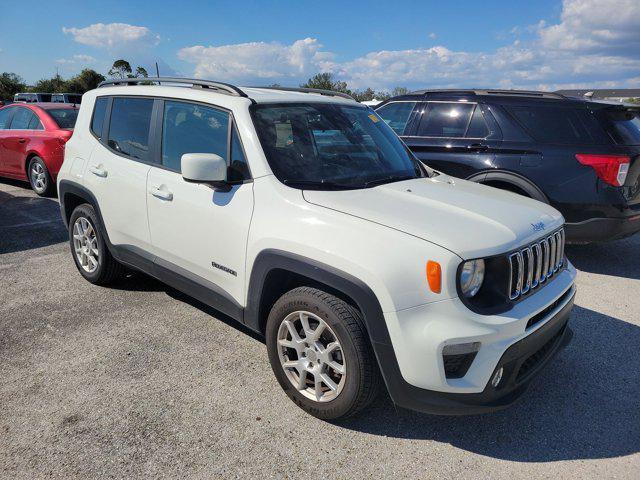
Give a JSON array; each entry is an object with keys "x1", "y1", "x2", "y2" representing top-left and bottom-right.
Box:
[
  {"x1": 0, "y1": 185, "x2": 67, "y2": 255},
  {"x1": 566, "y1": 235, "x2": 640, "y2": 280},
  {"x1": 337, "y1": 304, "x2": 639, "y2": 462}
]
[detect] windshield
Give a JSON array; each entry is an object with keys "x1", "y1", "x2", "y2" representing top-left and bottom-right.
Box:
[
  {"x1": 251, "y1": 103, "x2": 426, "y2": 189},
  {"x1": 47, "y1": 108, "x2": 78, "y2": 129}
]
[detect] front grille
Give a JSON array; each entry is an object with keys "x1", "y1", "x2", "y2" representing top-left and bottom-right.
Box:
[{"x1": 508, "y1": 229, "x2": 565, "y2": 301}]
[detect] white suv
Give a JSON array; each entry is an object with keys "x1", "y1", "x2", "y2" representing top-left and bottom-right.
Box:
[{"x1": 58, "y1": 78, "x2": 576, "y2": 420}]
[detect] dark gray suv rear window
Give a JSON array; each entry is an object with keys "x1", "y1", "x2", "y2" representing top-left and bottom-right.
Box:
[{"x1": 507, "y1": 105, "x2": 610, "y2": 145}]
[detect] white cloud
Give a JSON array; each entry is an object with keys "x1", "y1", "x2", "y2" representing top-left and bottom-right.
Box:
[
  {"x1": 177, "y1": 0, "x2": 640, "y2": 91},
  {"x1": 62, "y1": 23, "x2": 160, "y2": 51},
  {"x1": 178, "y1": 38, "x2": 332, "y2": 82},
  {"x1": 538, "y1": 0, "x2": 640, "y2": 54},
  {"x1": 56, "y1": 54, "x2": 96, "y2": 65},
  {"x1": 428, "y1": 32, "x2": 437, "y2": 40}
]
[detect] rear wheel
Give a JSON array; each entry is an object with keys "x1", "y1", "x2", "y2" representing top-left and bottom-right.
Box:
[
  {"x1": 28, "y1": 156, "x2": 54, "y2": 197},
  {"x1": 266, "y1": 287, "x2": 381, "y2": 420},
  {"x1": 69, "y1": 204, "x2": 124, "y2": 285}
]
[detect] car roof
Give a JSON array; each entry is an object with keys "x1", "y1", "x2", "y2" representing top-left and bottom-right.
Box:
[
  {"x1": 378, "y1": 89, "x2": 597, "y2": 107},
  {"x1": 93, "y1": 77, "x2": 360, "y2": 106},
  {"x1": 33, "y1": 103, "x2": 79, "y2": 109}
]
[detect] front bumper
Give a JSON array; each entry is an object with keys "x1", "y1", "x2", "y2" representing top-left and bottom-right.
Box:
[
  {"x1": 565, "y1": 214, "x2": 640, "y2": 243},
  {"x1": 373, "y1": 265, "x2": 576, "y2": 415}
]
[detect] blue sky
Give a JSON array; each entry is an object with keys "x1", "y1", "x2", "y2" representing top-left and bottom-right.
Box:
[{"x1": 1, "y1": 0, "x2": 639, "y2": 91}]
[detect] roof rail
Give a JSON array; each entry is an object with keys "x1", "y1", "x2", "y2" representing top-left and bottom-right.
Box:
[
  {"x1": 409, "y1": 88, "x2": 566, "y2": 99},
  {"x1": 97, "y1": 77, "x2": 248, "y2": 97},
  {"x1": 250, "y1": 86, "x2": 355, "y2": 101}
]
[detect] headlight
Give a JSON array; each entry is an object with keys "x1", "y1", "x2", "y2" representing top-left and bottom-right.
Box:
[{"x1": 459, "y1": 259, "x2": 485, "y2": 298}]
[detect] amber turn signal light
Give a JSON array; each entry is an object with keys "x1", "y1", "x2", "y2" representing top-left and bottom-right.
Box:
[{"x1": 427, "y1": 261, "x2": 442, "y2": 293}]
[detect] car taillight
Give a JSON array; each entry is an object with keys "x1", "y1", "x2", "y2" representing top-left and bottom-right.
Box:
[
  {"x1": 57, "y1": 131, "x2": 73, "y2": 146},
  {"x1": 575, "y1": 154, "x2": 630, "y2": 187}
]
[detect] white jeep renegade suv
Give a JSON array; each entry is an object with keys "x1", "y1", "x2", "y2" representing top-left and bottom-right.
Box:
[{"x1": 58, "y1": 78, "x2": 576, "y2": 420}]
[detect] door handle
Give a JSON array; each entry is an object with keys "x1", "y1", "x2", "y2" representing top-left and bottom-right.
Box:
[
  {"x1": 149, "y1": 186, "x2": 173, "y2": 201},
  {"x1": 467, "y1": 143, "x2": 489, "y2": 152},
  {"x1": 18, "y1": 138, "x2": 26, "y2": 143},
  {"x1": 89, "y1": 165, "x2": 108, "y2": 177}
]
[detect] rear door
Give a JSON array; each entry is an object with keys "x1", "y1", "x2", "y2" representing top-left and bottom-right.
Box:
[
  {"x1": 84, "y1": 96, "x2": 155, "y2": 252},
  {"x1": 404, "y1": 101, "x2": 500, "y2": 179}
]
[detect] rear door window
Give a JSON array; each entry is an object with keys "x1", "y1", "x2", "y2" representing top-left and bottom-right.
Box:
[
  {"x1": 376, "y1": 101, "x2": 417, "y2": 135},
  {"x1": 417, "y1": 102, "x2": 475, "y2": 138},
  {"x1": 107, "y1": 97, "x2": 154, "y2": 162},
  {"x1": 507, "y1": 105, "x2": 609, "y2": 144}
]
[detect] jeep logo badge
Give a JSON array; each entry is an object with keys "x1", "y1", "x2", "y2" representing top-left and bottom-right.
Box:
[{"x1": 531, "y1": 221, "x2": 545, "y2": 232}]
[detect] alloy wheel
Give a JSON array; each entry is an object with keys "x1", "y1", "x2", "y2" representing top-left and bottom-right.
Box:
[
  {"x1": 30, "y1": 162, "x2": 47, "y2": 193},
  {"x1": 277, "y1": 311, "x2": 346, "y2": 402},
  {"x1": 72, "y1": 217, "x2": 99, "y2": 273}
]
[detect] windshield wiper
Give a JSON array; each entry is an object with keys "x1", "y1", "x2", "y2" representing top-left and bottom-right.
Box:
[
  {"x1": 282, "y1": 179, "x2": 356, "y2": 190},
  {"x1": 363, "y1": 174, "x2": 417, "y2": 188}
]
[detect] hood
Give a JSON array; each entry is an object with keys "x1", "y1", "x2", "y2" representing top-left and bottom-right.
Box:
[{"x1": 303, "y1": 175, "x2": 564, "y2": 259}]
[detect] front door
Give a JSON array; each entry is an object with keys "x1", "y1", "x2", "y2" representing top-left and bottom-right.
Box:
[{"x1": 146, "y1": 99, "x2": 254, "y2": 307}]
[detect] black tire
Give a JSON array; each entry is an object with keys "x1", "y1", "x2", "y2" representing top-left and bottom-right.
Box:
[
  {"x1": 28, "y1": 156, "x2": 55, "y2": 197},
  {"x1": 266, "y1": 286, "x2": 381, "y2": 420},
  {"x1": 68, "y1": 203, "x2": 124, "y2": 285}
]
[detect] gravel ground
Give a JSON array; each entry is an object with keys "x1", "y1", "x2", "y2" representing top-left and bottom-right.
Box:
[{"x1": 1, "y1": 178, "x2": 638, "y2": 479}]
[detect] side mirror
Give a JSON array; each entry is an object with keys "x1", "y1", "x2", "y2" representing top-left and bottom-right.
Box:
[{"x1": 181, "y1": 153, "x2": 227, "y2": 185}]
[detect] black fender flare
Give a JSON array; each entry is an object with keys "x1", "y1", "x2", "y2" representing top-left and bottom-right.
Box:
[
  {"x1": 59, "y1": 180, "x2": 108, "y2": 231},
  {"x1": 244, "y1": 249, "x2": 392, "y2": 345},
  {"x1": 466, "y1": 170, "x2": 549, "y2": 203}
]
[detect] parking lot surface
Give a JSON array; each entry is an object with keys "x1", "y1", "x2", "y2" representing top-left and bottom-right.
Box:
[{"x1": 1, "y1": 179, "x2": 638, "y2": 479}]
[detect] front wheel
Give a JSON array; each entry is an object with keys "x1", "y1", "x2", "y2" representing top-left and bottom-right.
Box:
[{"x1": 265, "y1": 287, "x2": 381, "y2": 420}]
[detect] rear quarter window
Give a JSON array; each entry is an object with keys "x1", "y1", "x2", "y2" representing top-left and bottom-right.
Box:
[
  {"x1": 596, "y1": 108, "x2": 640, "y2": 145},
  {"x1": 506, "y1": 104, "x2": 610, "y2": 145},
  {"x1": 91, "y1": 97, "x2": 108, "y2": 138}
]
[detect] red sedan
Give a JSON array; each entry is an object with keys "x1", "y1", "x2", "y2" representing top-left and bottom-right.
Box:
[{"x1": 0, "y1": 102, "x2": 78, "y2": 196}]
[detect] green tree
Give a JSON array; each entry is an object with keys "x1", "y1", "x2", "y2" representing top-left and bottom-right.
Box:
[
  {"x1": 301, "y1": 72, "x2": 352, "y2": 96},
  {"x1": 135, "y1": 66, "x2": 149, "y2": 78},
  {"x1": 108, "y1": 59, "x2": 133, "y2": 79},
  {"x1": 32, "y1": 74, "x2": 68, "y2": 93},
  {"x1": 66, "y1": 69, "x2": 106, "y2": 93},
  {"x1": 0, "y1": 72, "x2": 27, "y2": 101},
  {"x1": 391, "y1": 86, "x2": 409, "y2": 97}
]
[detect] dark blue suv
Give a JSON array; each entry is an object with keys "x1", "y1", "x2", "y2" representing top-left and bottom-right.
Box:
[{"x1": 376, "y1": 90, "x2": 640, "y2": 243}]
